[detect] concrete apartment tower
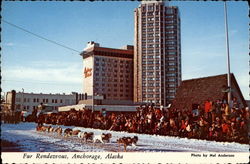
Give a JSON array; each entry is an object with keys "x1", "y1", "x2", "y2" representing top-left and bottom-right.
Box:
[{"x1": 134, "y1": 0, "x2": 181, "y2": 107}]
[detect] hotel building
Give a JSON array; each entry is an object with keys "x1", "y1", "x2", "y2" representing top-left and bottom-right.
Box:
[
  {"x1": 134, "y1": 1, "x2": 181, "y2": 106},
  {"x1": 80, "y1": 41, "x2": 134, "y2": 105}
]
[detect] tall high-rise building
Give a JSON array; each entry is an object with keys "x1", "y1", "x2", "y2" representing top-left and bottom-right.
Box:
[{"x1": 134, "y1": 1, "x2": 181, "y2": 107}]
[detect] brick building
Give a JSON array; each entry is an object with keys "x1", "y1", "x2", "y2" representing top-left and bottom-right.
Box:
[{"x1": 170, "y1": 74, "x2": 247, "y2": 111}]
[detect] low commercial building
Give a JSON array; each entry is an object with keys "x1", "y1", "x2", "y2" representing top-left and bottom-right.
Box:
[
  {"x1": 5, "y1": 90, "x2": 78, "y2": 113},
  {"x1": 58, "y1": 104, "x2": 139, "y2": 113}
]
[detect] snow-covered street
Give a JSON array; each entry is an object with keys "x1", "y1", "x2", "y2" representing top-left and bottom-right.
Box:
[{"x1": 1, "y1": 122, "x2": 248, "y2": 152}]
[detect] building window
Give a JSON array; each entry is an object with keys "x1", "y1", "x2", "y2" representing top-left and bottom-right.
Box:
[
  {"x1": 155, "y1": 94, "x2": 160, "y2": 98},
  {"x1": 148, "y1": 23, "x2": 154, "y2": 27},
  {"x1": 168, "y1": 68, "x2": 176, "y2": 71},
  {"x1": 167, "y1": 95, "x2": 175, "y2": 99},
  {"x1": 147, "y1": 12, "x2": 153, "y2": 16},
  {"x1": 147, "y1": 17, "x2": 154, "y2": 21},
  {"x1": 169, "y1": 78, "x2": 175, "y2": 82},
  {"x1": 168, "y1": 57, "x2": 175, "y2": 60},
  {"x1": 16, "y1": 104, "x2": 21, "y2": 109},
  {"x1": 167, "y1": 73, "x2": 175, "y2": 77},
  {"x1": 166, "y1": 25, "x2": 174, "y2": 29},
  {"x1": 167, "y1": 36, "x2": 176, "y2": 39},
  {"x1": 166, "y1": 15, "x2": 174, "y2": 18},
  {"x1": 168, "y1": 62, "x2": 175, "y2": 66},
  {"x1": 169, "y1": 52, "x2": 176, "y2": 55},
  {"x1": 148, "y1": 5, "x2": 153, "y2": 11},
  {"x1": 147, "y1": 50, "x2": 154, "y2": 53},
  {"x1": 166, "y1": 20, "x2": 174, "y2": 24},
  {"x1": 166, "y1": 8, "x2": 173, "y2": 14},
  {"x1": 169, "y1": 90, "x2": 175, "y2": 93},
  {"x1": 168, "y1": 84, "x2": 175, "y2": 87},
  {"x1": 166, "y1": 41, "x2": 175, "y2": 45},
  {"x1": 65, "y1": 99, "x2": 70, "y2": 104},
  {"x1": 148, "y1": 28, "x2": 154, "y2": 32},
  {"x1": 168, "y1": 46, "x2": 176, "y2": 50},
  {"x1": 148, "y1": 95, "x2": 153, "y2": 98},
  {"x1": 166, "y1": 31, "x2": 174, "y2": 34}
]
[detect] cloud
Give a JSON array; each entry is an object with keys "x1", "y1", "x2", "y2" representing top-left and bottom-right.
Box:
[
  {"x1": 4, "y1": 42, "x2": 15, "y2": 46},
  {"x1": 29, "y1": 60, "x2": 81, "y2": 69},
  {"x1": 2, "y1": 61, "x2": 83, "y2": 84},
  {"x1": 2, "y1": 42, "x2": 30, "y2": 48}
]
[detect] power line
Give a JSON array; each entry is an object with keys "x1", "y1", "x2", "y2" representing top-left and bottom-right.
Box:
[{"x1": 2, "y1": 19, "x2": 81, "y2": 53}]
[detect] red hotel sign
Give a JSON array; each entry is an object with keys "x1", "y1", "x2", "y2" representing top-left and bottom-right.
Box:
[{"x1": 84, "y1": 67, "x2": 92, "y2": 78}]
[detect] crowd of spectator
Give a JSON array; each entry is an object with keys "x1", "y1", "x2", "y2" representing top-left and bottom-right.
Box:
[
  {"x1": 33, "y1": 98, "x2": 249, "y2": 144},
  {"x1": 1, "y1": 111, "x2": 21, "y2": 124}
]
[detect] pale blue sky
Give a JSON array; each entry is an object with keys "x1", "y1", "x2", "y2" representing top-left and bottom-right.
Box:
[{"x1": 1, "y1": 1, "x2": 249, "y2": 99}]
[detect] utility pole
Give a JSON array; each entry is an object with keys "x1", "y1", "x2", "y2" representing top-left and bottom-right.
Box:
[
  {"x1": 21, "y1": 88, "x2": 24, "y2": 111},
  {"x1": 92, "y1": 54, "x2": 95, "y2": 113},
  {"x1": 224, "y1": 2, "x2": 232, "y2": 108}
]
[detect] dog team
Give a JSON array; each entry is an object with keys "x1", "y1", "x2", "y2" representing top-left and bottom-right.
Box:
[{"x1": 36, "y1": 124, "x2": 138, "y2": 151}]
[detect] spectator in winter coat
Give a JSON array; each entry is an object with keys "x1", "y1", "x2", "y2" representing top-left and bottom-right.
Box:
[
  {"x1": 198, "y1": 117, "x2": 207, "y2": 139},
  {"x1": 204, "y1": 100, "x2": 212, "y2": 123},
  {"x1": 232, "y1": 97, "x2": 240, "y2": 109},
  {"x1": 192, "y1": 107, "x2": 199, "y2": 118},
  {"x1": 179, "y1": 119, "x2": 186, "y2": 137},
  {"x1": 221, "y1": 120, "x2": 230, "y2": 138},
  {"x1": 224, "y1": 103, "x2": 230, "y2": 118},
  {"x1": 185, "y1": 120, "x2": 192, "y2": 137},
  {"x1": 208, "y1": 123, "x2": 216, "y2": 140},
  {"x1": 211, "y1": 102, "x2": 216, "y2": 122}
]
